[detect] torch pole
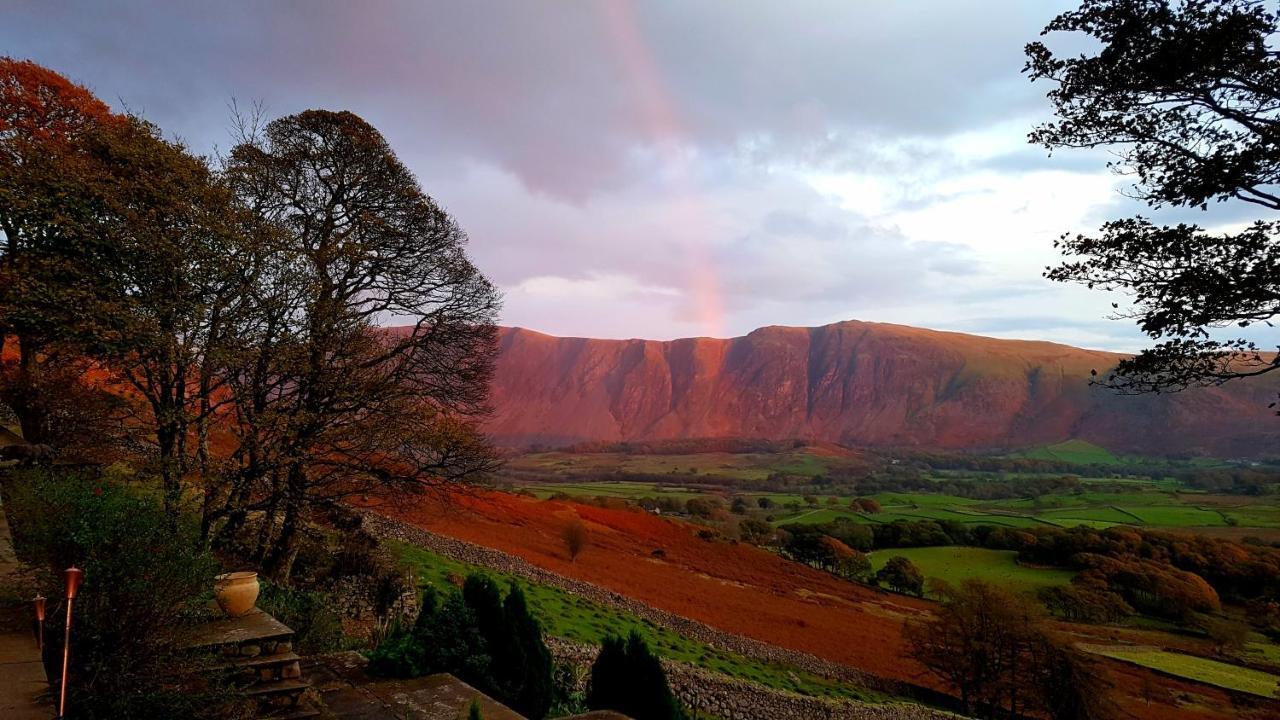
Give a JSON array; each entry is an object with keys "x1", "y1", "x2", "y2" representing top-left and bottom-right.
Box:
[
  {"x1": 32, "y1": 594, "x2": 45, "y2": 650},
  {"x1": 58, "y1": 566, "x2": 83, "y2": 719}
]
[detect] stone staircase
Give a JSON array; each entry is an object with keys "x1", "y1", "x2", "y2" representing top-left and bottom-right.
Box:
[{"x1": 185, "y1": 606, "x2": 319, "y2": 719}]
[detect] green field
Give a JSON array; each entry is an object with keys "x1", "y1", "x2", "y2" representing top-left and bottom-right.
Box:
[
  {"x1": 506, "y1": 446, "x2": 849, "y2": 483},
  {"x1": 511, "y1": 478, "x2": 1280, "y2": 533},
  {"x1": 1009, "y1": 439, "x2": 1133, "y2": 465},
  {"x1": 867, "y1": 547, "x2": 1074, "y2": 597},
  {"x1": 1008, "y1": 439, "x2": 1226, "y2": 469},
  {"x1": 389, "y1": 541, "x2": 884, "y2": 702},
  {"x1": 520, "y1": 481, "x2": 707, "y2": 502},
  {"x1": 1079, "y1": 644, "x2": 1280, "y2": 698}
]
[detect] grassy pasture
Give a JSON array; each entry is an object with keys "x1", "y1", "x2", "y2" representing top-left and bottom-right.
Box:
[
  {"x1": 867, "y1": 547, "x2": 1073, "y2": 597},
  {"x1": 1079, "y1": 644, "x2": 1280, "y2": 698},
  {"x1": 1011, "y1": 439, "x2": 1127, "y2": 465},
  {"x1": 1009, "y1": 439, "x2": 1227, "y2": 469},
  {"x1": 511, "y1": 477, "x2": 1280, "y2": 532},
  {"x1": 389, "y1": 541, "x2": 882, "y2": 701},
  {"x1": 506, "y1": 446, "x2": 850, "y2": 482},
  {"x1": 519, "y1": 481, "x2": 706, "y2": 502}
]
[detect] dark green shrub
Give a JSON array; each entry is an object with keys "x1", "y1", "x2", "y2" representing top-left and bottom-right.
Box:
[
  {"x1": 369, "y1": 575, "x2": 554, "y2": 718},
  {"x1": 5, "y1": 468, "x2": 242, "y2": 720},
  {"x1": 257, "y1": 582, "x2": 346, "y2": 653},
  {"x1": 369, "y1": 585, "x2": 492, "y2": 686},
  {"x1": 587, "y1": 631, "x2": 685, "y2": 720},
  {"x1": 495, "y1": 585, "x2": 554, "y2": 718}
]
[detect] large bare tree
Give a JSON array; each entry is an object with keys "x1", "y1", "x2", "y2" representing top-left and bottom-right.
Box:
[{"x1": 218, "y1": 110, "x2": 501, "y2": 576}]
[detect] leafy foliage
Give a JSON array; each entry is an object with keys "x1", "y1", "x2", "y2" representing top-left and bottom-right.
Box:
[
  {"x1": 4, "y1": 468, "x2": 240, "y2": 720},
  {"x1": 876, "y1": 555, "x2": 925, "y2": 596},
  {"x1": 256, "y1": 582, "x2": 346, "y2": 654},
  {"x1": 907, "y1": 580, "x2": 1113, "y2": 720},
  {"x1": 1027, "y1": 0, "x2": 1280, "y2": 393}
]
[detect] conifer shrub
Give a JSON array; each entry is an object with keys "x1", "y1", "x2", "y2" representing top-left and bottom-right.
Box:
[{"x1": 587, "y1": 631, "x2": 685, "y2": 720}]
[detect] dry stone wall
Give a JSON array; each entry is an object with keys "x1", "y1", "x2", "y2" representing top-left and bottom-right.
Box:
[
  {"x1": 546, "y1": 637, "x2": 958, "y2": 720},
  {"x1": 360, "y1": 512, "x2": 961, "y2": 719}
]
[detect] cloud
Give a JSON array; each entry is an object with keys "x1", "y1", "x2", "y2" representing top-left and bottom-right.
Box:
[{"x1": 4, "y1": 0, "x2": 1222, "y2": 351}]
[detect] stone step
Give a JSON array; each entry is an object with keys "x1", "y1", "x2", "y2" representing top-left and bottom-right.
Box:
[
  {"x1": 231, "y1": 652, "x2": 304, "y2": 685},
  {"x1": 233, "y1": 651, "x2": 303, "y2": 671},
  {"x1": 262, "y1": 702, "x2": 323, "y2": 720},
  {"x1": 184, "y1": 607, "x2": 295, "y2": 654},
  {"x1": 245, "y1": 678, "x2": 309, "y2": 699}
]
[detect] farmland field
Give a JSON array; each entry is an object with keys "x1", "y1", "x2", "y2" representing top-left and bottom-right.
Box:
[
  {"x1": 510, "y1": 478, "x2": 1280, "y2": 532},
  {"x1": 518, "y1": 480, "x2": 707, "y2": 502},
  {"x1": 867, "y1": 547, "x2": 1074, "y2": 597},
  {"x1": 1079, "y1": 644, "x2": 1280, "y2": 698},
  {"x1": 502, "y1": 444, "x2": 1280, "y2": 541}
]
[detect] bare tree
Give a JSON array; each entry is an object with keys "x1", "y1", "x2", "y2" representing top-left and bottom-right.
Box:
[{"x1": 218, "y1": 110, "x2": 501, "y2": 577}]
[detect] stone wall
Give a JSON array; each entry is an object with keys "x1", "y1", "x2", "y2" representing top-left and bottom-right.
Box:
[
  {"x1": 359, "y1": 512, "x2": 960, "y2": 717},
  {"x1": 545, "y1": 637, "x2": 959, "y2": 720},
  {"x1": 330, "y1": 573, "x2": 419, "y2": 624}
]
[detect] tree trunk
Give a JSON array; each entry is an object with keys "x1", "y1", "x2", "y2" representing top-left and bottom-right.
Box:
[
  {"x1": 265, "y1": 493, "x2": 301, "y2": 581},
  {"x1": 14, "y1": 337, "x2": 46, "y2": 444}
]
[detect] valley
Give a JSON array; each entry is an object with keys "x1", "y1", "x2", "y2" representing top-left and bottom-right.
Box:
[{"x1": 383, "y1": 438, "x2": 1280, "y2": 719}]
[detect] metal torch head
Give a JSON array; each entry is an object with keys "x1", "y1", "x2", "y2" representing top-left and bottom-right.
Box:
[
  {"x1": 32, "y1": 594, "x2": 46, "y2": 621},
  {"x1": 63, "y1": 567, "x2": 84, "y2": 599}
]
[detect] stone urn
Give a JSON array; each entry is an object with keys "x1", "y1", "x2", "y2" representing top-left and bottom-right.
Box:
[{"x1": 213, "y1": 571, "x2": 260, "y2": 617}]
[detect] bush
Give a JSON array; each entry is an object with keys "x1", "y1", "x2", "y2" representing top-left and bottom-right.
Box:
[
  {"x1": 369, "y1": 586, "x2": 491, "y2": 682},
  {"x1": 587, "y1": 631, "x2": 685, "y2": 720},
  {"x1": 370, "y1": 574, "x2": 554, "y2": 718},
  {"x1": 5, "y1": 468, "x2": 242, "y2": 720},
  {"x1": 257, "y1": 582, "x2": 346, "y2": 653}
]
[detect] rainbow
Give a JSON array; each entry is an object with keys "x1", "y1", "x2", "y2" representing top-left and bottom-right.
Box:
[{"x1": 598, "y1": 1, "x2": 726, "y2": 337}]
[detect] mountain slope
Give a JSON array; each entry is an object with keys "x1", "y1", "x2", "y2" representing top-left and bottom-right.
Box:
[{"x1": 484, "y1": 320, "x2": 1280, "y2": 457}]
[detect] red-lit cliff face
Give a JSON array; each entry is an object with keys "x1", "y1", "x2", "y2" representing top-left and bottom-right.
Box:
[{"x1": 483, "y1": 320, "x2": 1280, "y2": 457}]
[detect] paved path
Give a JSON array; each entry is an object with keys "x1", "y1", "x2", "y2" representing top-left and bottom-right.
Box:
[
  {"x1": 0, "y1": 487, "x2": 53, "y2": 720},
  {"x1": 304, "y1": 652, "x2": 527, "y2": 720}
]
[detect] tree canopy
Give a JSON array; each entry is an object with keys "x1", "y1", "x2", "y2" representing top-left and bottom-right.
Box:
[{"x1": 1027, "y1": 0, "x2": 1280, "y2": 396}]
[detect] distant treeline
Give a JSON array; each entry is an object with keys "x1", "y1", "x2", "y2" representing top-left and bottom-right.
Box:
[
  {"x1": 787, "y1": 517, "x2": 1280, "y2": 614},
  {"x1": 549, "y1": 437, "x2": 814, "y2": 455}
]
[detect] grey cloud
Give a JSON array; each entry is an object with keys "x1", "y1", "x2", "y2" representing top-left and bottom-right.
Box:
[{"x1": 0, "y1": 0, "x2": 1077, "y2": 200}]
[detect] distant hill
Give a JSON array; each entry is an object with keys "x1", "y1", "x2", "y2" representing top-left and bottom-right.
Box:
[{"x1": 481, "y1": 320, "x2": 1280, "y2": 458}]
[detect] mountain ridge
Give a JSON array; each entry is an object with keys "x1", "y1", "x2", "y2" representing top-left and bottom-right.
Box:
[{"x1": 477, "y1": 319, "x2": 1279, "y2": 457}]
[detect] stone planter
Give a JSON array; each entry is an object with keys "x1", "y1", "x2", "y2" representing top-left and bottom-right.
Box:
[{"x1": 213, "y1": 571, "x2": 260, "y2": 617}]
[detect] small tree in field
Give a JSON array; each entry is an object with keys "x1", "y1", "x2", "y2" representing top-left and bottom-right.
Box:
[
  {"x1": 876, "y1": 556, "x2": 925, "y2": 596},
  {"x1": 564, "y1": 519, "x2": 588, "y2": 562}
]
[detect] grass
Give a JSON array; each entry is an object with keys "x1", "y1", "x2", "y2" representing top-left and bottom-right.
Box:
[
  {"x1": 388, "y1": 540, "x2": 886, "y2": 702},
  {"x1": 1008, "y1": 439, "x2": 1227, "y2": 468},
  {"x1": 506, "y1": 449, "x2": 1280, "y2": 536},
  {"x1": 1079, "y1": 644, "x2": 1280, "y2": 698},
  {"x1": 1010, "y1": 439, "x2": 1128, "y2": 465},
  {"x1": 866, "y1": 547, "x2": 1074, "y2": 597},
  {"x1": 507, "y1": 447, "x2": 850, "y2": 482},
  {"x1": 518, "y1": 481, "x2": 706, "y2": 502}
]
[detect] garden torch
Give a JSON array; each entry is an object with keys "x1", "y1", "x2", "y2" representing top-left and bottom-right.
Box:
[
  {"x1": 59, "y1": 566, "x2": 83, "y2": 719},
  {"x1": 31, "y1": 594, "x2": 45, "y2": 650}
]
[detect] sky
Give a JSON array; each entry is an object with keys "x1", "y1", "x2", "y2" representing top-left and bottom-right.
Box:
[{"x1": 0, "y1": 1, "x2": 1256, "y2": 350}]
